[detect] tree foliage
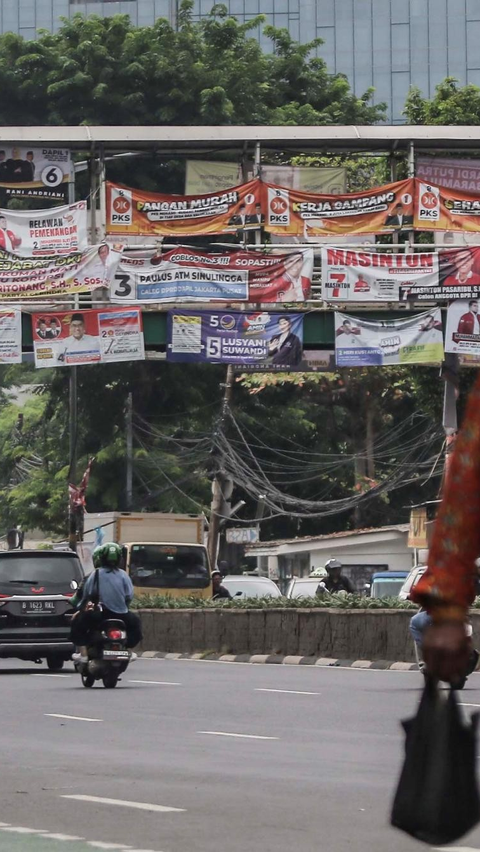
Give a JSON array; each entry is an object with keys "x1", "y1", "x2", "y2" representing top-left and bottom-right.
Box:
[
  {"x1": 0, "y1": 2, "x2": 385, "y2": 127},
  {"x1": 404, "y1": 77, "x2": 480, "y2": 125}
]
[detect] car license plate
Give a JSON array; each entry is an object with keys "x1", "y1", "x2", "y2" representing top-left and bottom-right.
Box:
[
  {"x1": 103, "y1": 649, "x2": 129, "y2": 657},
  {"x1": 21, "y1": 601, "x2": 56, "y2": 614}
]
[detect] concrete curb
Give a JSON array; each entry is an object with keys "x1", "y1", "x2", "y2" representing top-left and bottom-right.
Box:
[{"x1": 138, "y1": 651, "x2": 419, "y2": 670}]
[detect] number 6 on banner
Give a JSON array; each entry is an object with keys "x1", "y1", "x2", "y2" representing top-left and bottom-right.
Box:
[{"x1": 206, "y1": 337, "x2": 221, "y2": 357}]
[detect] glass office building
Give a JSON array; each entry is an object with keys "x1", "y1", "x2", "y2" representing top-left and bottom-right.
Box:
[{"x1": 1, "y1": 0, "x2": 479, "y2": 122}]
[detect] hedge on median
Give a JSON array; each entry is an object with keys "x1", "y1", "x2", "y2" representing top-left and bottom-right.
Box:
[{"x1": 131, "y1": 593, "x2": 418, "y2": 610}]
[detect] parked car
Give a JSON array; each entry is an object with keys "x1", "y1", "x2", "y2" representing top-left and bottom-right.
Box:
[
  {"x1": 222, "y1": 575, "x2": 282, "y2": 599},
  {"x1": 0, "y1": 549, "x2": 84, "y2": 669},
  {"x1": 398, "y1": 565, "x2": 427, "y2": 601},
  {"x1": 367, "y1": 571, "x2": 409, "y2": 598},
  {"x1": 286, "y1": 577, "x2": 327, "y2": 598}
]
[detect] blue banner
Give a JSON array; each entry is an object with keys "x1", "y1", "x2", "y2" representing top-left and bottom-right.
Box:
[{"x1": 167, "y1": 310, "x2": 304, "y2": 368}]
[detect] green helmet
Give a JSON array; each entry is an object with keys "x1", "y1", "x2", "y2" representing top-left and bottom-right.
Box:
[
  {"x1": 92, "y1": 545, "x2": 104, "y2": 569},
  {"x1": 97, "y1": 542, "x2": 123, "y2": 569}
]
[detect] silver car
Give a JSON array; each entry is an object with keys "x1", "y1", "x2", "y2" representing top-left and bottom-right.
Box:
[{"x1": 222, "y1": 575, "x2": 283, "y2": 599}]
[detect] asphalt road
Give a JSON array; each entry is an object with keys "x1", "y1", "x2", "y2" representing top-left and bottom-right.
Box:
[{"x1": 0, "y1": 658, "x2": 480, "y2": 852}]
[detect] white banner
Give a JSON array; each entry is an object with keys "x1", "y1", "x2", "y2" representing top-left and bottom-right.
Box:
[
  {"x1": 322, "y1": 247, "x2": 439, "y2": 301},
  {"x1": 445, "y1": 299, "x2": 480, "y2": 355},
  {"x1": 0, "y1": 244, "x2": 123, "y2": 300},
  {"x1": 334, "y1": 309, "x2": 444, "y2": 366},
  {"x1": 0, "y1": 310, "x2": 21, "y2": 363},
  {"x1": 0, "y1": 202, "x2": 88, "y2": 257}
]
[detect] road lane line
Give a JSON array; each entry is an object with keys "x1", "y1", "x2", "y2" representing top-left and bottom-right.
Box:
[
  {"x1": 33, "y1": 674, "x2": 71, "y2": 678},
  {"x1": 255, "y1": 688, "x2": 320, "y2": 696},
  {"x1": 42, "y1": 833, "x2": 85, "y2": 841},
  {"x1": 87, "y1": 843, "x2": 133, "y2": 849},
  {"x1": 0, "y1": 827, "x2": 47, "y2": 834},
  {"x1": 61, "y1": 795, "x2": 185, "y2": 813},
  {"x1": 198, "y1": 731, "x2": 278, "y2": 740},
  {"x1": 460, "y1": 704, "x2": 480, "y2": 708},
  {"x1": 128, "y1": 680, "x2": 181, "y2": 686},
  {"x1": 45, "y1": 714, "x2": 103, "y2": 722}
]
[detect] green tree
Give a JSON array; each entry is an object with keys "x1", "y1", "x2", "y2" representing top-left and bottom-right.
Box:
[
  {"x1": 404, "y1": 77, "x2": 480, "y2": 125},
  {"x1": 0, "y1": 3, "x2": 385, "y2": 128}
]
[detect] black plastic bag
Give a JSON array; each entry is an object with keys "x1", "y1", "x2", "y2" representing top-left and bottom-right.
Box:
[{"x1": 391, "y1": 678, "x2": 480, "y2": 845}]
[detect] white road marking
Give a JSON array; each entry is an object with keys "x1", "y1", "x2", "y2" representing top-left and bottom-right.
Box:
[
  {"x1": 0, "y1": 827, "x2": 47, "y2": 834},
  {"x1": 62, "y1": 795, "x2": 185, "y2": 813},
  {"x1": 433, "y1": 847, "x2": 480, "y2": 851},
  {"x1": 42, "y1": 834, "x2": 85, "y2": 841},
  {"x1": 198, "y1": 731, "x2": 278, "y2": 740},
  {"x1": 128, "y1": 680, "x2": 181, "y2": 686},
  {"x1": 87, "y1": 843, "x2": 133, "y2": 850},
  {"x1": 45, "y1": 714, "x2": 103, "y2": 722},
  {"x1": 33, "y1": 674, "x2": 71, "y2": 678},
  {"x1": 460, "y1": 704, "x2": 480, "y2": 708},
  {"x1": 255, "y1": 688, "x2": 320, "y2": 696}
]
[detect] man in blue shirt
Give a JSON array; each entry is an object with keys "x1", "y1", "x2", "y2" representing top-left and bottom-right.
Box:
[{"x1": 71, "y1": 542, "x2": 142, "y2": 662}]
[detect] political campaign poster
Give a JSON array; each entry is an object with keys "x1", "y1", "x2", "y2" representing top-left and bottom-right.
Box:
[
  {"x1": 237, "y1": 349, "x2": 335, "y2": 373},
  {"x1": 0, "y1": 311, "x2": 22, "y2": 363},
  {"x1": 0, "y1": 147, "x2": 72, "y2": 201},
  {"x1": 434, "y1": 231, "x2": 480, "y2": 248},
  {"x1": 445, "y1": 299, "x2": 480, "y2": 356},
  {"x1": 32, "y1": 308, "x2": 145, "y2": 368},
  {"x1": 416, "y1": 157, "x2": 480, "y2": 192},
  {"x1": 414, "y1": 180, "x2": 480, "y2": 232},
  {"x1": 167, "y1": 310, "x2": 304, "y2": 368},
  {"x1": 334, "y1": 309, "x2": 444, "y2": 367},
  {"x1": 402, "y1": 247, "x2": 480, "y2": 301},
  {"x1": 262, "y1": 179, "x2": 415, "y2": 238},
  {"x1": 0, "y1": 202, "x2": 87, "y2": 257},
  {"x1": 322, "y1": 247, "x2": 438, "y2": 302},
  {"x1": 106, "y1": 179, "x2": 263, "y2": 237},
  {"x1": 113, "y1": 247, "x2": 313, "y2": 304},
  {"x1": 0, "y1": 244, "x2": 123, "y2": 300}
]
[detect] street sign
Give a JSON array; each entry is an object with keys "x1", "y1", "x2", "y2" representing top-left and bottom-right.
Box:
[
  {"x1": 408, "y1": 506, "x2": 428, "y2": 548},
  {"x1": 226, "y1": 527, "x2": 259, "y2": 544}
]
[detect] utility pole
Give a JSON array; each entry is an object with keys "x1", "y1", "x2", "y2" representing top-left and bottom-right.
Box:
[
  {"x1": 207, "y1": 364, "x2": 234, "y2": 570},
  {"x1": 68, "y1": 173, "x2": 78, "y2": 551},
  {"x1": 126, "y1": 392, "x2": 133, "y2": 511}
]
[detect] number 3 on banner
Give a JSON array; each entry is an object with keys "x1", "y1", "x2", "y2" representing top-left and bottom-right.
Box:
[
  {"x1": 206, "y1": 337, "x2": 221, "y2": 357},
  {"x1": 114, "y1": 274, "x2": 132, "y2": 298}
]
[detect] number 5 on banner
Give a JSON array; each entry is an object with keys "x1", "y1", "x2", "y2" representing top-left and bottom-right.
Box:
[{"x1": 206, "y1": 337, "x2": 221, "y2": 357}]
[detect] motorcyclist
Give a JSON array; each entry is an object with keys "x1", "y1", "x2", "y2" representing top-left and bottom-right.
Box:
[
  {"x1": 318, "y1": 559, "x2": 355, "y2": 595},
  {"x1": 71, "y1": 542, "x2": 142, "y2": 663}
]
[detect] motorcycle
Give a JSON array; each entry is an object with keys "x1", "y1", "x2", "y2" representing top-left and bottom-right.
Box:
[{"x1": 76, "y1": 618, "x2": 132, "y2": 689}]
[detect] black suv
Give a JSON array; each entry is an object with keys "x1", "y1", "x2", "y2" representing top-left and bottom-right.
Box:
[{"x1": 0, "y1": 549, "x2": 84, "y2": 669}]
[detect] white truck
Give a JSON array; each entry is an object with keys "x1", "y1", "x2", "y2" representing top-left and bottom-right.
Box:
[{"x1": 80, "y1": 512, "x2": 211, "y2": 599}]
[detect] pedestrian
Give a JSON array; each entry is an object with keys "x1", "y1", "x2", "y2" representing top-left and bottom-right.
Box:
[
  {"x1": 412, "y1": 374, "x2": 480, "y2": 682},
  {"x1": 211, "y1": 569, "x2": 232, "y2": 600}
]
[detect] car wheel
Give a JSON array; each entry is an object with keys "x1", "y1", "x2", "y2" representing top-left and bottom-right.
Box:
[
  {"x1": 46, "y1": 655, "x2": 65, "y2": 671},
  {"x1": 81, "y1": 672, "x2": 95, "y2": 688},
  {"x1": 102, "y1": 672, "x2": 118, "y2": 689}
]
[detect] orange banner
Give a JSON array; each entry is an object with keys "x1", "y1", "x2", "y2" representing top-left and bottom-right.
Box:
[
  {"x1": 415, "y1": 180, "x2": 480, "y2": 232},
  {"x1": 262, "y1": 179, "x2": 415, "y2": 237},
  {"x1": 106, "y1": 180, "x2": 263, "y2": 237}
]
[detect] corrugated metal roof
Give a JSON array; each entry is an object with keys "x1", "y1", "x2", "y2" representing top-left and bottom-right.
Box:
[{"x1": 246, "y1": 524, "x2": 410, "y2": 550}]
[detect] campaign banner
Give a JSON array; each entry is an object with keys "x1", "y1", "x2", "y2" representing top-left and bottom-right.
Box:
[
  {"x1": 185, "y1": 160, "x2": 242, "y2": 194},
  {"x1": 414, "y1": 180, "x2": 480, "y2": 232},
  {"x1": 0, "y1": 311, "x2": 22, "y2": 363},
  {"x1": 106, "y1": 179, "x2": 262, "y2": 237},
  {"x1": 167, "y1": 310, "x2": 304, "y2": 368},
  {"x1": 113, "y1": 248, "x2": 313, "y2": 304},
  {"x1": 263, "y1": 179, "x2": 415, "y2": 238},
  {"x1": 0, "y1": 202, "x2": 87, "y2": 257},
  {"x1": 32, "y1": 308, "x2": 145, "y2": 368},
  {"x1": 402, "y1": 247, "x2": 480, "y2": 301},
  {"x1": 0, "y1": 244, "x2": 123, "y2": 300},
  {"x1": 417, "y1": 157, "x2": 480, "y2": 192},
  {"x1": 334, "y1": 309, "x2": 444, "y2": 366},
  {"x1": 445, "y1": 300, "x2": 480, "y2": 356},
  {"x1": 237, "y1": 349, "x2": 335, "y2": 373},
  {"x1": 0, "y1": 147, "x2": 72, "y2": 200},
  {"x1": 322, "y1": 247, "x2": 438, "y2": 302},
  {"x1": 259, "y1": 165, "x2": 346, "y2": 194}
]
